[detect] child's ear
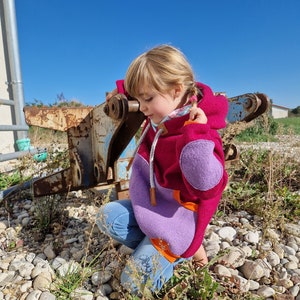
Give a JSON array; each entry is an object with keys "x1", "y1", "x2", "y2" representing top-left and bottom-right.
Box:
[{"x1": 173, "y1": 84, "x2": 184, "y2": 99}]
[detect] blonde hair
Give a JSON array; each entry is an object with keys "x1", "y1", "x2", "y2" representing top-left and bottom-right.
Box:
[{"x1": 124, "y1": 45, "x2": 198, "y2": 99}]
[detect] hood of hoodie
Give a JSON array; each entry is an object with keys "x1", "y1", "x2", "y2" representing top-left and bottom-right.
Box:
[{"x1": 195, "y1": 82, "x2": 228, "y2": 130}]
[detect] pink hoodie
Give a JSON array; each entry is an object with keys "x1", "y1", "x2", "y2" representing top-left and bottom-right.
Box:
[{"x1": 116, "y1": 80, "x2": 228, "y2": 261}]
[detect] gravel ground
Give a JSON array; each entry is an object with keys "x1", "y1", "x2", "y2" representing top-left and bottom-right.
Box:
[{"x1": 0, "y1": 135, "x2": 299, "y2": 299}]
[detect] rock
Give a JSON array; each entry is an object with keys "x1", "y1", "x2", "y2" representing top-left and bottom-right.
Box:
[
  {"x1": 39, "y1": 291, "x2": 56, "y2": 300},
  {"x1": 218, "y1": 247, "x2": 246, "y2": 268},
  {"x1": 33, "y1": 271, "x2": 52, "y2": 290},
  {"x1": 91, "y1": 270, "x2": 112, "y2": 285},
  {"x1": 244, "y1": 231, "x2": 260, "y2": 244},
  {"x1": 266, "y1": 251, "x2": 280, "y2": 266},
  {"x1": 256, "y1": 286, "x2": 275, "y2": 297},
  {"x1": 70, "y1": 288, "x2": 93, "y2": 300},
  {"x1": 239, "y1": 260, "x2": 265, "y2": 280},
  {"x1": 218, "y1": 226, "x2": 237, "y2": 241},
  {"x1": 43, "y1": 244, "x2": 56, "y2": 260},
  {"x1": 284, "y1": 223, "x2": 300, "y2": 238},
  {"x1": 1, "y1": 182, "x2": 300, "y2": 299},
  {"x1": 205, "y1": 240, "x2": 220, "y2": 258},
  {"x1": 214, "y1": 264, "x2": 232, "y2": 278}
]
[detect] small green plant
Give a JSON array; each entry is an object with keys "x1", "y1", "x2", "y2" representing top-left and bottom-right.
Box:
[
  {"x1": 51, "y1": 232, "x2": 109, "y2": 299},
  {"x1": 52, "y1": 262, "x2": 87, "y2": 299},
  {"x1": 32, "y1": 194, "x2": 65, "y2": 235},
  {"x1": 158, "y1": 260, "x2": 219, "y2": 300},
  {"x1": 0, "y1": 171, "x2": 23, "y2": 190}
]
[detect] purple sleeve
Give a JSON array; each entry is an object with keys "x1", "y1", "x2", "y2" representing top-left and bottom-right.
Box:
[{"x1": 180, "y1": 139, "x2": 223, "y2": 191}]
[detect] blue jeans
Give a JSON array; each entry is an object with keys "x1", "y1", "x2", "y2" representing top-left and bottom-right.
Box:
[{"x1": 96, "y1": 199, "x2": 184, "y2": 295}]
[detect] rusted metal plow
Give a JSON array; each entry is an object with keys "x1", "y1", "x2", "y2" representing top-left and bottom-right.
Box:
[{"x1": 23, "y1": 92, "x2": 269, "y2": 199}]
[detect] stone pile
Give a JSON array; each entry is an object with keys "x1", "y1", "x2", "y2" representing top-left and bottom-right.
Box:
[{"x1": 0, "y1": 191, "x2": 299, "y2": 299}]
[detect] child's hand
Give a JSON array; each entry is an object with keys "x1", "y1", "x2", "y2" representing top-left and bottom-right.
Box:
[{"x1": 189, "y1": 106, "x2": 207, "y2": 124}]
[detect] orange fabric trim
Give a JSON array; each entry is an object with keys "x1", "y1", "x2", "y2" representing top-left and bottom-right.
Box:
[
  {"x1": 184, "y1": 120, "x2": 199, "y2": 126},
  {"x1": 173, "y1": 190, "x2": 198, "y2": 212},
  {"x1": 151, "y1": 238, "x2": 180, "y2": 263}
]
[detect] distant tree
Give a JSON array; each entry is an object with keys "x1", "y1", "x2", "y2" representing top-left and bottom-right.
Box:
[{"x1": 291, "y1": 106, "x2": 300, "y2": 115}]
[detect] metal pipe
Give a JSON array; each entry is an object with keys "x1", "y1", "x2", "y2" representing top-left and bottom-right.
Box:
[
  {"x1": 0, "y1": 98, "x2": 15, "y2": 105},
  {"x1": 2, "y1": 0, "x2": 27, "y2": 140},
  {"x1": 0, "y1": 124, "x2": 28, "y2": 131},
  {"x1": 0, "y1": 147, "x2": 46, "y2": 162}
]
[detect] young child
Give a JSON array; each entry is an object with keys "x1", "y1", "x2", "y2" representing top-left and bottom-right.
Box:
[{"x1": 96, "y1": 44, "x2": 228, "y2": 295}]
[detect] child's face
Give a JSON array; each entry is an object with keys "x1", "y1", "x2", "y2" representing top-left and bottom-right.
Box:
[{"x1": 136, "y1": 87, "x2": 180, "y2": 124}]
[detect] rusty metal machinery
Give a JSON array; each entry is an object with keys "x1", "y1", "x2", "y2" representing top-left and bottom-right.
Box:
[
  {"x1": 23, "y1": 94, "x2": 144, "y2": 197},
  {"x1": 19, "y1": 92, "x2": 269, "y2": 199}
]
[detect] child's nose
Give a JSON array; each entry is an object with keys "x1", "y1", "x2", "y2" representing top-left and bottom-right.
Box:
[{"x1": 139, "y1": 102, "x2": 147, "y2": 113}]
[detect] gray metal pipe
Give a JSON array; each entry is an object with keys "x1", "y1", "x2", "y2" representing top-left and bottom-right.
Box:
[
  {"x1": 0, "y1": 124, "x2": 28, "y2": 131},
  {"x1": 0, "y1": 147, "x2": 46, "y2": 162},
  {"x1": 0, "y1": 98, "x2": 15, "y2": 105},
  {"x1": 2, "y1": 0, "x2": 27, "y2": 140}
]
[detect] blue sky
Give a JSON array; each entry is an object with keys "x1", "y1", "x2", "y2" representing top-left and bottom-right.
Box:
[{"x1": 15, "y1": 0, "x2": 300, "y2": 109}]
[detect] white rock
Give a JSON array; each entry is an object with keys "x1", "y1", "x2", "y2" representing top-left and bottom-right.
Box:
[
  {"x1": 248, "y1": 280, "x2": 260, "y2": 290},
  {"x1": 266, "y1": 251, "x2": 280, "y2": 266},
  {"x1": 26, "y1": 290, "x2": 42, "y2": 300},
  {"x1": 273, "y1": 243, "x2": 285, "y2": 259},
  {"x1": 70, "y1": 288, "x2": 93, "y2": 300},
  {"x1": 240, "y1": 245, "x2": 253, "y2": 257},
  {"x1": 218, "y1": 248, "x2": 245, "y2": 268},
  {"x1": 244, "y1": 231, "x2": 260, "y2": 244},
  {"x1": 285, "y1": 260, "x2": 298, "y2": 270},
  {"x1": 220, "y1": 241, "x2": 231, "y2": 250},
  {"x1": 239, "y1": 260, "x2": 265, "y2": 280},
  {"x1": 52, "y1": 256, "x2": 67, "y2": 269},
  {"x1": 218, "y1": 226, "x2": 237, "y2": 241},
  {"x1": 214, "y1": 264, "x2": 232, "y2": 278},
  {"x1": 206, "y1": 231, "x2": 220, "y2": 241},
  {"x1": 9, "y1": 261, "x2": 34, "y2": 278},
  {"x1": 231, "y1": 275, "x2": 250, "y2": 293},
  {"x1": 289, "y1": 284, "x2": 300, "y2": 297},
  {"x1": 33, "y1": 271, "x2": 52, "y2": 290},
  {"x1": 57, "y1": 261, "x2": 81, "y2": 277},
  {"x1": 284, "y1": 223, "x2": 300, "y2": 237},
  {"x1": 287, "y1": 241, "x2": 299, "y2": 252},
  {"x1": 26, "y1": 252, "x2": 36, "y2": 263},
  {"x1": 284, "y1": 245, "x2": 296, "y2": 256},
  {"x1": 39, "y1": 291, "x2": 56, "y2": 300},
  {"x1": 205, "y1": 240, "x2": 220, "y2": 258},
  {"x1": 20, "y1": 280, "x2": 32, "y2": 293},
  {"x1": 257, "y1": 286, "x2": 275, "y2": 297}
]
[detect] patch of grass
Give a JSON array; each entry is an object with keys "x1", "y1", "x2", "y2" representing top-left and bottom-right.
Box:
[
  {"x1": 0, "y1": 171, "x2": 23, "y2": 190},
  {"x1": 158, "y1": 262, "x2": 219, "y2": 300},
  {"x1": 222, "y1": 148, "x2": 300, "y2": 230},
  {"x1": 234, "y1": 114, "x2": 278, "y2": 143},
  {"x1": 275, "y1": 116, "x2": 300, "y2": 135}
]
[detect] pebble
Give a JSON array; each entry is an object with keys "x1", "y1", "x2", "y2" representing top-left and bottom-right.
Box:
[{"x1": 0, "y1": 191, "x2": 300, "y2": 299}]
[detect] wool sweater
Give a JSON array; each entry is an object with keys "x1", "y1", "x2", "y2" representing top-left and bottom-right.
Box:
[{"x1": 116, "y1": 80, "x2": 228, "y2": 261}]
